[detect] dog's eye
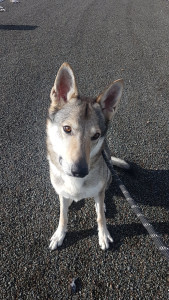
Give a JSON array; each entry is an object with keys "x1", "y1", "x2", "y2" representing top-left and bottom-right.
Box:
[
  {"x1": 63, "y1": 126, "x2": 71, "y2": 133},
  {"x1": 91, "y1": 132, "x2": 100, "y2": 140}
]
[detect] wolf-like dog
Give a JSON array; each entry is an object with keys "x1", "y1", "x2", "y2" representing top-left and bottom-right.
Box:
[{"x1": 46, "y1": 62, "x2": 129, "y2": 250}]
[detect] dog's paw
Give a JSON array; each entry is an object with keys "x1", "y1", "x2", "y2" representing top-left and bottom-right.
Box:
[
  {"x1": 49, "y1": 229, "x2": 66, "y2": 250},
  {"x1": 98, "y1": 229, "x2": 113, "y2": 250}
]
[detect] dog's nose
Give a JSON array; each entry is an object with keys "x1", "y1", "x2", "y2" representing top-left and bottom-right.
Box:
[{"x1": 71, "y1": 160, "x2": 89, "y2": 178}]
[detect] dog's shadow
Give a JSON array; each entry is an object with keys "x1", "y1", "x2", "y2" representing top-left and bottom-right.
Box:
[
  {"x1": 56, "y1": 162, "x2": 169, "y2": 251},
  {"x1": 116, "y1": 162, "x2": 169, "y2": 209},
  {"x1": 59, "y1": 220, "x2": 169, "y2": 252},
  {"x1": 105, "y1": 161, "x2": 169, "y2": 215}
]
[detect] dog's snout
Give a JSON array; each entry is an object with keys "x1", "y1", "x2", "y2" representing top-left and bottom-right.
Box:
[{"x1": 71, "y1": 160, "x2": 89, "y2": 178}]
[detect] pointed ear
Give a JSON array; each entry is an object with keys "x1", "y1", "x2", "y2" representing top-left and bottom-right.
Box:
[
  {"x1": 50, "y1": 62, "x2": 78, "y2": 109},
  {"x1": 97, "y1": 79, "x2": 123, "y2": 121}
]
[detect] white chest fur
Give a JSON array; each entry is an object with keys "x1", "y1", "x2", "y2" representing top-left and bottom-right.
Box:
[{"x1": 61, "y1": 175, "x2": 103, "y2": 201}]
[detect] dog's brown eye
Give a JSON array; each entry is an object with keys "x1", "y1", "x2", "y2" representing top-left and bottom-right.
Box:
[
  {"x1": 63, "y1": 126, "x2": 71, "y2": 133},
  {"x1": 91, "y1": 132, "x2": 100, "y2": 140}
]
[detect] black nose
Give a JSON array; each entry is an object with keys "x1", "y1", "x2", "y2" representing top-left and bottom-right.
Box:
[{"x1": 71, "y1": 160, "x2": 89, "y2": 178}]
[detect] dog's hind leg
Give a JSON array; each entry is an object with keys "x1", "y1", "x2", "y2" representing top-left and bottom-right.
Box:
[
  {"x1": 94, "y1": 190, "x2": 113, "y2": 250},
  {"x1": 49, "y1": 196, "x2": 73, "y2": 250},
  {"x1": 111, "y1": 156, "x2": 130, "y2": 170}
]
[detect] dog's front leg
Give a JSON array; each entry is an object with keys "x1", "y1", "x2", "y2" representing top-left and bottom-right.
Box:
[
  {"x1": 94, "y1": 190, "x2": 113, "y2": 250},
  {"x1": 49, "y1": 196, "x2": 73, "y2": 250}
]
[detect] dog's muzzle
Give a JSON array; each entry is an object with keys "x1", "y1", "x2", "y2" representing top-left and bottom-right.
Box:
[
  {"x1": 71, "y1": 161, "x2": 89, "y2": 178},
  {"x1": 59, "y1": 156, "x2": 88, "y2": 178}
]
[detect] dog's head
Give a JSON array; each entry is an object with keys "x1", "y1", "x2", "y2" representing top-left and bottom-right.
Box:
[{"x1": 47, "y1": 63, "x2": 123, "y2": 178}]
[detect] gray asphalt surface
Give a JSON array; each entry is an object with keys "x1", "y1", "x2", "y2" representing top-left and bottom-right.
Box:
[{"x1": 1, "y1": 0, "x2": 169, "y2": 299}]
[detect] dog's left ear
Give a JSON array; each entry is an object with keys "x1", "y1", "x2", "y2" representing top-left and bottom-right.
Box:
[
  {"x1": 97, "y1": 79, "x2": 123, "y2": 120},
  {"x1": 50, "y1": 62, "x2": 78, "y2": 109}
]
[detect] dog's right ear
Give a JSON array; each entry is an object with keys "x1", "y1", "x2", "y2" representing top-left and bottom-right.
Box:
[{"x1": 50, "y1": 63, "x2": 77, "y2": 110}]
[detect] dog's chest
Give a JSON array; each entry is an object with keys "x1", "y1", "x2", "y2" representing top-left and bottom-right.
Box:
[
  {"x1": 59, "y1": 175, "x2": 103, "y2": 201},
  {"x1": 50, "y1": 161, "x2": 104, "y2": 201}
]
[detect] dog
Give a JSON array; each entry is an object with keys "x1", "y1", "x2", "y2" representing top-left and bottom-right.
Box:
[{"x1": 46, "y1": 62, "x2": 129, "y2": 250}]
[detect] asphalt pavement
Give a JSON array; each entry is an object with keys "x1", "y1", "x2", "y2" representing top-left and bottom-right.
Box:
[{"x1": 1, "y1": 0, "x2": 169, "y2": 299}]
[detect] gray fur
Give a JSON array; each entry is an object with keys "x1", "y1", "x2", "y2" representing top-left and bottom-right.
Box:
[{"x1": 46, "y1": 62, "x2": 127, "y2": 251}]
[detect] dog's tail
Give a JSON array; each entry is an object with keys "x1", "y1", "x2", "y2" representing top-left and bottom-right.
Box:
[
  {"x1": 103, "y1": 140, "x2": 130, "y2": 170},
  {"x1": 111, "y1": 156, "x2": 130, "y2": 170}
]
